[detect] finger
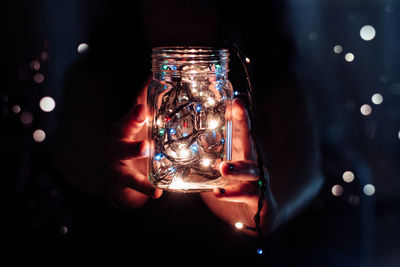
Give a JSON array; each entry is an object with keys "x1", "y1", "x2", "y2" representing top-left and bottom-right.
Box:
[
  {"x1": 121, "y1": 171, "x2": 163, "y2": 199},
  {"x1": 110, "y1": 140, "x2": 149, "y2": 160},
  {"x1": 109, "y1": 184, "x2": 149, "y2": 210},
  {"x1": 212, "y1": 182, "x2": 259, "y2": 203},
  {"x1": 231, "y1": 98, "x2": 254, "y2": 160},
  {"x1": 219, "y1": 160, "x2": 259, "y2": 182},
  {"x1": 113, "y1": 104, "x2": 147, "y2": 139}
]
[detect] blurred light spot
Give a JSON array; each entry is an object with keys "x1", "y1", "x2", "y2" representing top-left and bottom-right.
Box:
[
  {"x1": 398, "y1": 130, "x2": 400, "y2": 140},
  {"x1": 245, "y1": 57, "x2": 251, "y2": 63},
  {"x1": 371, "y1": 93, "x2": 383, "y2": 105},
  {"x1": 363, "y1": 184, "x2": 375, "y2": 196},
  {"x1": 360, "y1": 104, "x2": 372, "y2": 116},
  {"x1": 20, "y1": 111, "x2": 33, "y2": 124},
  {"x1": 41, "y1": 51, "x2": 50, "y2": 61},
  {"x1": 12, "y1": 105, "x2": 21, "y2": 114},
  {"x1": 360, "y1": 25, "x2": 376, "y2": 41},
  {"x1": 342, "y1": 171, "x2": 355, "y2": 183},
  {"x1": 349, "y1": 195, "x2": 360, "y2": 206},
  {"x1": 33, "y1": 129, "x2": 46, "y2": 142},
  {"x1": 308, "y1": 32, "x2": 318, "y2": 41},
  {"x1": 29, "y1": 60, "x2": 40, "y2": 71},
  {"x1": 345, "y1": 53, "x2": 355, "y2": 62},
  {"x1": 233, "y1": 91, "x2": 239, "y2": 96},
  {"x1": 201, "y1": 158, "x2": 211, "y2": 167},
  {"x1": 39, "y1": 96, "x2": 56, "y2": 112},
  {"x1": 77, "y1": 43, "x2": 89, "y2": 53},
  {"x1": 331, "y1": 184, "x2": 343, "y2": 197},
  {"x1": 33, "y1": 73, "x2": 45, "y2": 84},
  {"x1": 333, "y1": 45, "x2": 343, "y2": 54},
  {"x1": 59, "y1": 226, "x2": 68, "y2": 235},
  {"x1": 257, "y1": 248, "x2": 263, "y2": 255},
  {"x1": 235, "y1": 222, "x2": 243, "y2": 229}
]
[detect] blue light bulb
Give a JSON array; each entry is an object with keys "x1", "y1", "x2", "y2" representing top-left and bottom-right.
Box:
[
  {"x1": 256, "y1": 248, "x2": 263, "y2": 255},
  {"x1": 155, "y1": 153, "x2": 163, "y2": 161},
  {"x1": 195, "y1": 105, "x2": 202, "y2": 112}
]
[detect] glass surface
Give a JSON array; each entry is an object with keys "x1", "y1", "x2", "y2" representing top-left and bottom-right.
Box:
[{"x1": 147, "y1": 47, "x2": 233, "y2": 192}]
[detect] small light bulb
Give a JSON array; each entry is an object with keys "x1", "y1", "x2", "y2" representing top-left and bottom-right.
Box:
[
  {"x1": 201, "y1": 158, "x2": 211, "y2": 167},
  {"x1": 235, "y1": 222, "x2": 243, "y2": 229},
  {"x1": 257, "y1": 248, "x2": 263, "y2": 255},
  {"x1": 208, "y1": 119, "x2": 219, "y2": 130},
  {"x1": 245, "y1": 57, "x2": 251, "y2": 63}
]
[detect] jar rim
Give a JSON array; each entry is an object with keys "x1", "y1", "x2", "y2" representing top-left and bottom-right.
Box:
[{"x1": 152, "y1": 46, "x2": 229, "y2": 56}]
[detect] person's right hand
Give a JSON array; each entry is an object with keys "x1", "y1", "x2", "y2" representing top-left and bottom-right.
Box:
[{"x1": 106, "y1": 103, "x2": 163, "y2": 209}]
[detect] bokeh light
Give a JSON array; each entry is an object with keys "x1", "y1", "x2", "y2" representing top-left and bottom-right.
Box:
[
  {"x1": 342, "y1": 171, "x2": 355, "y2": 183},
  {"x1": 39, "y1": 96, "x2": 56, "y2": 112},
  {"x1": 12, "y1": 105, "x2": 21, "y2": 114},
  {"x1": 360, "y1": 25, "x2": 376, "y2": 41},
  {"x1": 333, "y1": 45, "x2": 343, "y2": 54},
  {"x1": 20, "y1": 111, "x2": 33, "y2": 125},
  {"x1": 363, "y1": 184, "x2": 376, "y2": 196},
  {"x1": 331, "y1": 184, "x2": 343, "y2": 197},
  {"x1": 345, "y1": 53, "x2": 355, "y2": 62},
  {"x1": 235, "y1": 222, "x2": 244, "y2": 229},
  {"x1": 33, "y1": 73, "x2": 45, "y2": 84},
  {"x1": 77, "y1": 43, "x2": 89, "y2": 53},
  {"x1": 371, "y1": 93, "x2": 383, "y2": 105},
  {"x1": 349, "y1": 195, "x2": 360, "y2": 206},
  {"x1": 33, "y1": 129, "x2": 46, "y2": 142},
  {"x1": 360, "y1": 104, "x2": 372, "y2": 116}
]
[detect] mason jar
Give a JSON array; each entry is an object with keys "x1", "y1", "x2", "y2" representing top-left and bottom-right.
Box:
[{"x1": 147, "y1": 47, "x2": 233, "y2": 192}]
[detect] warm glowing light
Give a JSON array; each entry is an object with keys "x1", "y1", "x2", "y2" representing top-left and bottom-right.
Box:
[
  {"x1": 30, "y1": 60, "x2": 40, "y2": 71},
  {"x1": 12, "y1": 105, "x2": 21, "y2": 114},
  {"x1": 360, "y1": 25, "x2": 376, "y2": 41},
  {"x1": 41, "y1": 51, "x2": 50, "y2": 61},
  {"x1": 235, "y1": 222, "x2": 244, "y2": 229},
  {"x1": 333, "y1": 45, "x2": 343, "y2": 54},
  {"x1": 201, "y1": 158, "x2": 211, "y2": 167},
  {"x1": 178, "y1": 145, "x2": 190, "y2": 158},
  {"x1": 360, "y1": 104, "x2": 372, "y2": 116},
  {"x1": 331, "y1": 184, "x2": 343, "y2": 197},
  {"x1": 20, "y1": 111, "x2": 33, "y2": 125},
  {"x1": 77, "y1": 43, "x2": 89, "y2": 53},
  {"x1": 33, "y1": 73, "x2": 45, "y2": 83},
  {"x1": 33, "y1": 129, "x2": 46, "y2": 142},
  {"x1": 342, "y1": 171, "x2": 355, "y2": 183},
  {"x1": 363, "y1": 184, "x2": 375, "y2": 196},
  {"x1": 345, "y1": 53, "x2": 355, "y2": 62},
  {"x1": 245, "y1": 57, "x2": 251, "y2": 63},
  {"x1": 371, "y1": 93, "x2": 383, "y2": 105},
  {"x1": 208, "y1": 119, "x2": 219, "y2": 130},
  {"x1": 207, "y1": 97, "x2": 215, "y2": 106},
  {"x1": 39, "y1": 96, "x2": 56, "y2": 112}
]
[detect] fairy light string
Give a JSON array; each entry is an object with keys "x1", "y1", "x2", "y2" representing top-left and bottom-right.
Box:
[{"x1": 228, "y1": 42, "x2": 267, "y2": 252}]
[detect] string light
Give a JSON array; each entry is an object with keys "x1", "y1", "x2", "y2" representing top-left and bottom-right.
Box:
[
  {"x1": 33, "y1": 73, "x2": 45, "y2": 83},
  {"x1": 12, "y1": 105, "x2": 21, "y2": 114},
  {"x1": 235, "y1": 222, "x2": 244, "y2": 229}
]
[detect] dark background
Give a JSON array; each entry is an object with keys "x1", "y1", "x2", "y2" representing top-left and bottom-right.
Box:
[{"x1": 1, "y1": 0, "x2": 399, "y2": 266}]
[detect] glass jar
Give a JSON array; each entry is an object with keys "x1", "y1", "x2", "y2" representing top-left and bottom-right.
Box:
[{"x1": 147, "y1": 47, "x2": 233, "y2": 192}]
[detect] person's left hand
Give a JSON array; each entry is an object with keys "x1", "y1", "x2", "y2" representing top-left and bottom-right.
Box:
[{"x1": 202, "y1": 98, "x2": 279, "y2": 234}]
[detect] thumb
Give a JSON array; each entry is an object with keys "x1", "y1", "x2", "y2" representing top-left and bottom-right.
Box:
[{"x1": 112, "y1": 104, "x2": 147, "y2": 140}]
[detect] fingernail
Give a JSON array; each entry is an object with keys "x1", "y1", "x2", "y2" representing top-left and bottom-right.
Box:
[
  {"x1": 227, "y1": 163, "x2": 235, "y2": 172},
  {"x1": 134, "y1": 104, "x2": 146, "y2": 122},
  {"x1": 218, "y1": 188, "x2": 226, "y2": 194}
]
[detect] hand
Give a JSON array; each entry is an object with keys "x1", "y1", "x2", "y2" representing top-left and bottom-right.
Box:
[
  {"x1": 203, "y1": 98, "x2": 279, "y2": 233},
  {"x1": 106, "y1": 102, "x2": 163, "y2": 210}
]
